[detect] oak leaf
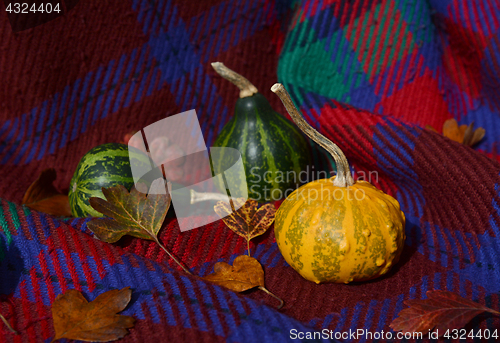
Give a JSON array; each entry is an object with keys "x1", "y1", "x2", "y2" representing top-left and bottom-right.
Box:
[
  {"x1": 390, "y1": 290, "x2": 500, "y2": 335},
  {"x1": 22, "y1": 168, "x2": 72, "y2": 217},
  {"x1": 214, "y1": 198, "x2": 276, "y2": 255},
  {"x1": 428, "y1": 119, "x2": 485, "y2": 147},
  {"x1": 87, "y1": 179, "x2": 191, "y2": 275},
  {"x1": 51, "y1": 287, "x2": 135, "y2": 342},
  {"x1": 203, "y1": 255, "x2": 283, "y2": 309}
]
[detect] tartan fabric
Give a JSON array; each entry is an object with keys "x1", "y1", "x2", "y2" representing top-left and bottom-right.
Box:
[{"x1": 1, "y1": 0, "x2": 500, "y2": 342}]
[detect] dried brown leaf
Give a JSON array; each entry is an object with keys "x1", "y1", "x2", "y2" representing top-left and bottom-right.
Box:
[
  {"x1": 214, "y1": 198, "x2": 276, "y2": 246},
  {"x1": 51, "y1": 287, "x2": 135, "y2": 342},
  {"x1": 442, "y1": 119, "x2": 464, "y2": 143},
  {"x1": 87, "y1": 179, "x2": 191, "y2": 275},
  {"x1": 390, "y1": 290, "x2": 500, "y2": 335},
  {"x1": 462, "y1": 122, "x2": 486, "y2": 147},
  {"x1": 213, "y1": 198, "x2": 247, "y2": 238},
  {"x1": 235, "y1": 198, "x2": 257, "y2": 224},
  {"x1": 87, "y1": 179, "x2": 171, "y2": 243},
  {"x1": 22, "y1": 169, "x2": 72, "y2": 217},
  {"x1": 249, "y1": 203, "x2": 277, "y2": 234},
  {"x1": 441, "y1": 119, "x2": 485, "y2": 146},
  {"x1": 203, "y1": 255, "x2": 264, "y2": 292},
  {"x1": 470, "y1": 127, "x2": 486, "y2": 146},
  {"x1": 203, "y1": 255, "x2": 283, "y2": 308}
]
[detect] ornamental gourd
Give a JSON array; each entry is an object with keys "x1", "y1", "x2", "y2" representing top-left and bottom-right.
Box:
[
  {"x1": 69, "y1": 143, "x2": 155, "y2": 217},
  {"x1": 211, "y1": 63, "x2": 310, "y2": 202},
  {"x1": 271, "y1": 84, "x2": 405, "y2": 284}
]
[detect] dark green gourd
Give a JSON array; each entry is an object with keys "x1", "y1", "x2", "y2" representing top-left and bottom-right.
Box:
[{"x1": 211, "y1": 62, "x2": 310, "y2": 202}]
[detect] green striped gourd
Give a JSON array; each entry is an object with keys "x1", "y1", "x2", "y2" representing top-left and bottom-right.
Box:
[
  {"x1": 69, "y1": 143, "x2": 154, "y2": 217},
  {"x1": 271, "y1": 84, "x2": 405, "y2": 284},
  {"x1": 211, "y1": 62, "x2": 310, "y2": 202}
]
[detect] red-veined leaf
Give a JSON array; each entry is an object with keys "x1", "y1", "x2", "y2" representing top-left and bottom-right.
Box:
[{"x1": 390, "y1": 290, "x2": 500, "y2": 335}]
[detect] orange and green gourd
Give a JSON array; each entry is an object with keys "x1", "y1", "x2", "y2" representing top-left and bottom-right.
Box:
[{"x1": 271, "y1": 83, "x2": 406, "y2": 284}]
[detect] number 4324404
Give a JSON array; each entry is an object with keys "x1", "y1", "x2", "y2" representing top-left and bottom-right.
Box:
[
  {"x1": 443, "y1": 329, "x2": 498, "y2": 340},
  {"x1": 6, "y1": 3, "x2": 61, "y2": 13}
]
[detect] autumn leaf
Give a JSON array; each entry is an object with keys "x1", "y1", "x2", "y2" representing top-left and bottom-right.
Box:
[
  {"x1": 203, "y1": 254, "x2": 263, "y2": 291},
  {"x1": 87, "y1": 179, "x2": 169, "y2": 243},
  {"x1": 442, "y1": 119, "x2": 468, "y2": 143},
  {"x1": 51, "y1": 287, "x2": 135, "y2": 342},
  {"x1": 462, "y1": 122, "x2": 486, "y2": 147},
  {"x1": 390, "y1": 290, "x2": 500, "y2": 335},
  {"x1": 203, "y1": 255, "x2": 283, "y2": 309},
  {"x1": 87, "y1": 179, "x2": 191, "y2": 275},
  {"x1": 214, "y1": 198, "x2": 276, "y2": 256},
  {"x1": 428, "y1": 119, "x2": 485, "y2": 147},
  {"x1": 22, "y1": 168, "x2": 72, "y2": 217}
]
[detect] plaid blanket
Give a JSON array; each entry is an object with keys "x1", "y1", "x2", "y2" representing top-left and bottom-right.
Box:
[{"x1": 1, "y1": 0, "x2": 500, "y2": 341}]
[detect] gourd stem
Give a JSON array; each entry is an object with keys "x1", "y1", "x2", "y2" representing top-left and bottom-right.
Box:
[
  {"x1": 271, "y1": 84, "x2": 354, "y2": 188},
  {"x1": 211, "y1": 62, "x2": 259, "y2": 98}
]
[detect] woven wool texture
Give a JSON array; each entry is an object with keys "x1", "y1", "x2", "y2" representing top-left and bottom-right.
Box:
[{"x1": 1, "y1": 0, "x2": 500, "y2": 342}]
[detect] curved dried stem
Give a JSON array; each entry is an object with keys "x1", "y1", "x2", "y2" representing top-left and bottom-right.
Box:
[
  {"x1": 271, "y1": 83, "x2": 354, "y2": 187},
  {"x1": 258, "y1": 286, "x2": 284, "y2": 309},
  {"x1": 211, "y1": 62, "x2": 258, "y2": 98},
  {"x1": 0, "y1": 313, "x2": 17, "y2": 334}
]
